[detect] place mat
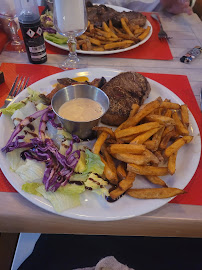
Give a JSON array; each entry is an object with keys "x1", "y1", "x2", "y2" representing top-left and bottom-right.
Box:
[
  {"x1": 0, "y1": 63, "x2": 201, "y2": 207},
  {"x1": 4, "y1": 8, "x2": 173, "y2": 60},
  {"x1": 0, "y1": 29, "x2": 9, "y2": 53}
]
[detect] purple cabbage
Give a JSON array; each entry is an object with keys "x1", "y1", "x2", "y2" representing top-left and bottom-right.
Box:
[
  {"x1": 2, "y1": 106, "x2": 51, "y2": 153},
  {"x1": 42, "y1": 26, "x2": 57, "y2": 34},
  {"x1": 2, "y1": 107, "x2": 81, "y2": 192},
  {"x1": 47, "y1": 111, "x2": 62, "y2": 129}
]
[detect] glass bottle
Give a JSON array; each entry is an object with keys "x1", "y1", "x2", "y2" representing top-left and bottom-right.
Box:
[{"x1": 15, "y1": 0, "x2": 47, "y2": 64}]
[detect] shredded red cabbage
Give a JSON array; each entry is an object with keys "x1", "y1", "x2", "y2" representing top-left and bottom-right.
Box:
[
  {"x1": 42, "y1": 26, "x2": 56, "y2": 34},
  {"x1": 2, "y1": 106, "x2": 51, "y2": 153},
  {"x1": 2, "y1": 106, "x2": 81, "y2": 192}
]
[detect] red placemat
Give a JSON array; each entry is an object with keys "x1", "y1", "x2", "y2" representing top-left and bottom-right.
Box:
[
  {"x1": 0, "y1": 29, "x2": 9, "y2": 53},
  {"x1": 0, "y1": 63, "x2": 201, "y2": 206}
]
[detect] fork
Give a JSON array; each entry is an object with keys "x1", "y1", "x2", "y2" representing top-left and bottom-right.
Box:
[
  {"x1": 151, "y1": 14, "x2": 171, "y2": 41},
  {"x1": 1, "y1": 75, "x2": 29, "y2": 109}
]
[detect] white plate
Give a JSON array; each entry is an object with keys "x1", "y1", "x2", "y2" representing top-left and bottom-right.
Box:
[
  {"x1": 45, "y1": 5, "x2": 153, "y2": 55},
  {"x1": 0, "y1": 68, "x2": 201, "y2": 221}
]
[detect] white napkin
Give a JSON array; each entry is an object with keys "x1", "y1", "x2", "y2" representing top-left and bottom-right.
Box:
[{"x1": 74, "y1": 256, "x2": 135, "y2": 270}]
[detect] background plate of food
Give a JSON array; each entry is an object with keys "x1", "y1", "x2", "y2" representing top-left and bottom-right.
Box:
[
  {"x1": 42, "y1": 4, "x2": 153, "y2": 55},
  {"x1": 0, "y1": 68, "x2": 201, "y2": 221}
]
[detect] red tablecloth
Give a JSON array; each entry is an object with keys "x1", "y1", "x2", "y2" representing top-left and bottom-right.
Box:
[{"x1": 0, "y1": 63, "x2": 201, "y2": 206}]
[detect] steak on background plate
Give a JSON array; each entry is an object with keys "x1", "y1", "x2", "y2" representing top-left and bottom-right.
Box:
[
  {"x1": 101, "y1": 72, "x2": 151, "y2": 126},
  {"x1": 86, "y1": 1, "x2": 147, "y2": 27}
]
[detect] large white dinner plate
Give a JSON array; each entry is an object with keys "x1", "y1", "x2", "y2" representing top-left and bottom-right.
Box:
[
  {"x1": 0, "y1": 68, "x2": 201, "y2": 221},
  {"x1": 45, "y1": 5, "x2": 152, "y2": 55}
]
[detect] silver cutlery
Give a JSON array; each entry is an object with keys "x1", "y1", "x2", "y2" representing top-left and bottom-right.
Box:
[
  {"x1": 151, "y1": 14, "x2": 172, "y2": 41},
  {"x1": 0, "y1": 75, "x2": 29, "y2": 109}
]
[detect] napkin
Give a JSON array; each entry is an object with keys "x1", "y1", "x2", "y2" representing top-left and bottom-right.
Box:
[{"x1": 0, "y1": 63, "x2": 201, "y2": 207}]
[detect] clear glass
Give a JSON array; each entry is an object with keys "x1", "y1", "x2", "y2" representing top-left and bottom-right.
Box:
[
  {"x1": 0, "y1": 0, "x2": 25, "y2": 52},
  {"x1": 53, "y1": 0, "x2": 88, "y2": 69}
]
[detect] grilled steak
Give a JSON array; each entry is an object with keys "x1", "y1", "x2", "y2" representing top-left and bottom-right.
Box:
[
  {"x1": 101, "y1": 72, "x2": 151, "y2": 126},
  {"x1": 45, "y1": 77, "x2": 106, "y2": 100},
  {"x1": 86, "y1": 3, "x2": 146, "y2": 27}
]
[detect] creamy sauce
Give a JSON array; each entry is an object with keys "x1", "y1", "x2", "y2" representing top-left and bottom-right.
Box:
[{"x1": 58, "y1": 98, "x2": 103, "y2": 122}]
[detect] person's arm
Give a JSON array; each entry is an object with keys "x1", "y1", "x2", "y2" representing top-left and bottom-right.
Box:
[{"x1": 160, "y1": 0, "x2": 195, "y2": 15}]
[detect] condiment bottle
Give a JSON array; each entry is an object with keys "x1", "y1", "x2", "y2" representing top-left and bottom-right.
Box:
[{"x1": 15, "y1": 0, "x2": 47, "y2": 64}]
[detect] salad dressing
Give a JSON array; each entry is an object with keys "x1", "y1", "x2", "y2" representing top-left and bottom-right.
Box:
[{"x1": 58, "y1": 98, "x2": 103, "y2": 122}]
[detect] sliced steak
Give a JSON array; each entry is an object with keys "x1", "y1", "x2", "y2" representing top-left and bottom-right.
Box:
[
  {"x1": 87, "y1": 4, "x2": 146, "y2": 27},
  {"x1": 46, "y1": 77, "x2": 107, "y2": 100},
  {"x1": 101, "y1": 72, "x2": 151, "y2": 126}
]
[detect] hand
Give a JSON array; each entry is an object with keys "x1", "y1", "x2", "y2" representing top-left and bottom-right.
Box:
[{"x1": 160, "y1": 0, "x2": 193, "y2": 15}]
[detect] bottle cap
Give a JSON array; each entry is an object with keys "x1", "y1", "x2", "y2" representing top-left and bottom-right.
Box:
[{"x1": 15, "y1": 0, "x2": 40, "y2": 23}]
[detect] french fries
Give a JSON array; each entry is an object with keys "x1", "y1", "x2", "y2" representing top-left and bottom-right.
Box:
[
  {"x1": 101, "y1": 144, "x2": 118, "y2": 183},
  {"x1": 108, "y1": 144, "x2": 146, "y2": 155},
  {"x1": 127, "y1": 187, "x2": 185, "y2": 199},
  {"x1": 100, "y1": 155, "x2": 118, "y2": 185},
  {"x1": 117, "y1": 162, "x2": 127, "y2": 180},
  {"x1": 115, "y1": 122, "x2": 161, "y2": 139},
  {"x1": 127, "y1": 164, "x2": 168, "y2": 176},
  {"x1": 137, "y1": 26, "x2": 151, "y2": 40},
  {"x1": 181, "y1": 104, "x2": 189, "y2": 127},
  {"x1": 168, "y1": 152, "x2": 177, "y2": 175},
  {"x1": 112, "y1": 153, "x2": 152, "y2": 166},
  {"x1": 145, "y1": 175, "x2": 167, "y2": 187},
  {"x1": 92, "y1": 131, "x2": 108, "y2": 154},
  {"x1": 110, "y1": 171, "x2": 136, "y2": 200},
  {"x1": 92, "y1": 97, "x2": 192, "y2": 202},
  {"x1": 76, "y1": 16, "x2": 151, "y2": 52}
]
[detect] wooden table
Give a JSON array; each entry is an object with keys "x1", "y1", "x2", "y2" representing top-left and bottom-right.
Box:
[{"x1": 0, "y1": 11, "x2": 202, "y2": 237}]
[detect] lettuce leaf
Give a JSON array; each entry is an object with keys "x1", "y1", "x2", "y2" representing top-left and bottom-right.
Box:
[
  {"x1": 36, "y1": 185, "x2": 81, "y2": 212},
  {"x1": 6, "y1": 148, "x2": 26, "y2": 171},
  {"x1": 27, "y1": 87, "x2": 41, "y2": 102},
  {"x1": 58, "y1": 183, "x2": 85, "y2": 194},
  {"x1": 84, "y1": 173, "x2": 109, "y2": 197},
  {"x1": 43, "y1": 32, "x2": 68, "y2": 44},
  {"x1": 22, "y1": 182, "x2": 42, "y2": 196},
  {"x1": 0, "y1": 87, "x2": 42, "y2": 115},
  {"x1": 83, "y1": 149, "x2": 105, "y2": 175},
  {"x1": 74, "y1": 151, "x2": 86, "y2": 173},
  {"x1": 0, "y1": 102, "x2": 25, "y2": 115},
  {"x1": 36, "y1": 103, "x2": 48, "y2": 111},
  {"x1": 16, "y1": 160, "x2": 46, "y2": 183},
  {"x1": 70, "y1": 173, "x2": 89, "y2": 182}
]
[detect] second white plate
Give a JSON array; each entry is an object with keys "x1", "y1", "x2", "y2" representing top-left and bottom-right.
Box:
[{"x1": 45, "y1": 5, "x2": 153, "y2": 55}]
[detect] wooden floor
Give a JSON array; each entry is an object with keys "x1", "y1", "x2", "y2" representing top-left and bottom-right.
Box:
[{"x1": 0, "y1": 233, "x2": 19, "y2": 270}]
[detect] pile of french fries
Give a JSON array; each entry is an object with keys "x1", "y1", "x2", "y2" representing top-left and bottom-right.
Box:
[
  {"x1": 92, "y1": 97, "x2": 193, "y2": 201},
  {"x1": 76, "y1": 18, "x2": 151, "y2": 51}
]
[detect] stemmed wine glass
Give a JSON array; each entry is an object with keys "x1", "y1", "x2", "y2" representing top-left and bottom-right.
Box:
[
  {"x1": 53, "y1": 0, "x2": 88, "y2": 69},
  {"x1": 0, "y1": 0, "x2": 25, "y2": 52}
]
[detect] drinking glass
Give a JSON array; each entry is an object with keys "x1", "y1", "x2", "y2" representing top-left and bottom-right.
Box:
[
  {"x1": 53, "y1": 0, "x2": 88, "y2": 69},
  {"x1": 0, "y1": 0, "x2": 25, "y2": 52}
]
